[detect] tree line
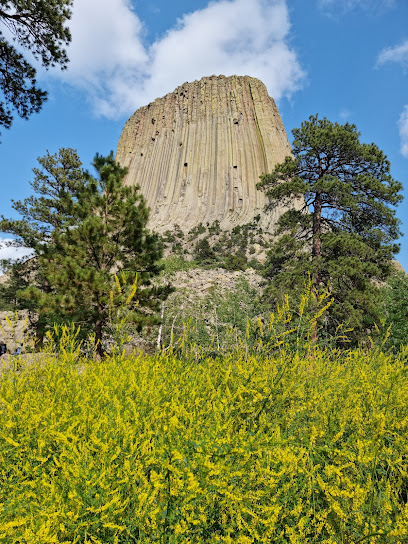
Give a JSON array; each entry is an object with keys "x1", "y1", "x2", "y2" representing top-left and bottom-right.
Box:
[{"x1": 0, "y1": 115, "x2": 405, "y2": 355}]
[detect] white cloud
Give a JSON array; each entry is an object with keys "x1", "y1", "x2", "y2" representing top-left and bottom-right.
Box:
[
  {"x1": 399, "y1": 106, "x2": 408, "y2": 158},
  {"x1": 55, "y1": 0, "x2": 304, "y2": 118},
  {"x1": 58, "y1": 0, "x2": 148, "y2": 117},
  {"x1": 377, "y1": 40, "x2": 408, "y2": 159},
  {"x1": 0, "y1": 239, "x2": 33, "y2": 273},
  {"x1": 377, "y1": 39, "x2": 408, "y2": 70},
  {"x1": 319, "y1": 0, "x2": 395, "y2": 14}
]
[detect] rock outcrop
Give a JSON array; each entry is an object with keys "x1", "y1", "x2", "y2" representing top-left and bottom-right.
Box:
[{"x1": 116, "y1": 75, "x2": 301, "y2": 233}]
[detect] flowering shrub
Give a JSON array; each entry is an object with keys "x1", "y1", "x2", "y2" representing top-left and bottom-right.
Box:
[{"x1": 1, "y1": 347, "x2": 408, "y2": 543}]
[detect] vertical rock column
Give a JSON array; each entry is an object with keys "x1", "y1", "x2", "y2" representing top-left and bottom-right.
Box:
[{"x1": 116, "y1": 74, "x2": 297, "y2": 233}]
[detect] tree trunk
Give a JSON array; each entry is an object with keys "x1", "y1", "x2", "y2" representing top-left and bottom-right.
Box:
[
  {"x1": 34, "y1": 325, "x2": 43, "y2": 351},
  {"x1": 156, "y1": 302, "x2": 165, "y2": 351},
  {"x1": 311, "y1": 190, "x2": 323, "y2": 348},
  {"x1": 34, "y1": 315, "x2": 45, "y2": 351},
  {"x1": 312, "y1": 190, "x2": 322, "y2": 288},
  {"x1": 95, "y1": 319, "x2": 103, "y2": 360}
]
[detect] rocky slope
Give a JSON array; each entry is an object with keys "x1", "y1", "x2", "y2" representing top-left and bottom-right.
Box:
[{"x1": 116, "y1": 74, "x2": 302, "y2": 233}]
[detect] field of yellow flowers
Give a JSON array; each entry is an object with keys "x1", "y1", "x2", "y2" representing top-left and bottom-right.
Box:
[{"x1": 1, "y1": 347, "x2": 408, "y2": 543}]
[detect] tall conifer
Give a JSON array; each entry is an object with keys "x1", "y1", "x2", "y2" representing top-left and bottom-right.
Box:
[
  {"x1": 258, "y1": 115, "x2": 403, "y2": 341},
  {"x1": 1, "y1": 149, "x2": 170, "y2": 356}
]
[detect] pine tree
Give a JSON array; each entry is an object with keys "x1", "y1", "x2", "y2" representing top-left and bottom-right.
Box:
[
  {"x1": 0, "y1": 148, "x2": 84, "y2": 346},
  {"x1": 381, "y1": 270, "x2": 408, "y2": 352},
  {"x1": 0, "y1": 0, "x2": 72, "y2": 135},
  {"x1": 258, "y1": 115, "x2": 403, "y2": 341},
  {"x1": 0, "y1": 149, "x2": 170, "y2": 356}
]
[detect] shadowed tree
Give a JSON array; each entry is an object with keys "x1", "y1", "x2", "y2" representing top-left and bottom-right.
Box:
[
  {"x1": 0, "y1": 0, "x2": 72, "y2": 135},
  {"x1": 258, "y1": 115, "x2": 403, "y2": 342},
  {"x1": 1, "y1": 149, "x2": 171, "y2": 356},
  {"x1": 0, "y1": 147, "x2": 84, "y2": 346},
  {"x1": 381, "y1": 270, "x2": 408, "y2": 352}
]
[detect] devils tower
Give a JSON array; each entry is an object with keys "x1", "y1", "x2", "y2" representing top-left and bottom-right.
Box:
[{"x1": 116, "y1": 75, "x2": 298, "y2": 233}]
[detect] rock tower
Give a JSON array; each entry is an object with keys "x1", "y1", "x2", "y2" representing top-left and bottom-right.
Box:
[{"x1": 116, "y1": 75, "x2": 298, "y2": 233}]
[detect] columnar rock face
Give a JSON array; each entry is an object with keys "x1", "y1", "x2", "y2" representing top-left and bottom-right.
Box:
[{"x1": 116, "y1": 75, "x2": 298, "y2": 233}]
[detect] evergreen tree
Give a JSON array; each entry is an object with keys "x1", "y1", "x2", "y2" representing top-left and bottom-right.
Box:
[
  {"x1": 194, "y1": 237, "x2": 218, "y2": 266},
  {"x1": 1, "y1": 147, "x2": 84, "y2": 246},
  {"x1": 258, "y1": 115, "x2": 403, "y2": 341},
  {"x1": 0, "y1": 257, "x2": 46, "y2": 347},
  {"x1": 381, "y1": 270, "x2": 408, "y2": 352},
  {"x1": 0, "y1": 149, "x2": 170, "y2": 357},
  {"x1": 0, "y1": 148, "x2": 85, "y2": 346},
  {"x1": 0, "y1": 0, "x2": 72, "y2": 135}
]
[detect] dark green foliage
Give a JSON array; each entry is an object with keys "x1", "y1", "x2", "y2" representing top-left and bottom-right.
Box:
[
  {"x1": 162, "y1": 225, "x2": 184, "y2": 246},
  {"x1": 162, "y1": 230, "x2": 176, "y2": 244},
  {"x1": 173, "y1": 224, "x2": 184, "y2": 239},
  {"x1": 258, "y1": 115, "x2": 403, "y2": 342},
  {"x1": 162, "y1": 217, "x2": 265, "y2": 272},
  {"x1": 162, "y1": 225, "x2": 185, "y2": 254},
  {"x1": 208, "y1": 219, "x2": 221, "y2": 235},
  {"x1": 194, "y1": 237, "x2": 218, "y2": 266},
  {"x1": 193, "y1": 235, "x2": 250, "y2": 270},
  {"x1": 0, "y1": 0, "x2": 72, "y2": 134},
  {"x1": 1, "y1": 147, "x2": 84, "y2": 249},
  {"x1": 188, "y1": 222, "x2": 206, "y2": 241},
  {"x1": 0, "y1": 149, "x2": 170, "y2": 356},
  {"x1": 0, "y1": 148, "x2": 85, "y2": 345},
  {"x1": 381, "y1": 270, "x2": 408, "y2": 352},
  {"x1": 247, "y1": 257, "x2": 262, "y2": 270},
  {"x1": 193, "y1": 236, "x2": 249, "y2": 270},
  {"x1": 192, "y1": 218, "x2": 263, "y2": 270},
  {"x1": 223, "y1": 251, "x2": 247, "y2": 271},
  {"x1": 0, "y1": 257, "x2": 51, "y2": 346}
]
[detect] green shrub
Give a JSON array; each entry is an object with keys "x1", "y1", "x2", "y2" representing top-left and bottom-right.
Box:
[
  {"x1": 381, "y1": 270, "x2": 408, "y2": 352},
  {"x1": 208, "y1": 220, "x2": 221, "y2": 236},
  {"x1": 194, "y1": 237, "x2": 218, "y2": 266},
  {"x1": 222, "y1": 252, "x2": 247, "y2": 271},
  {"x1": 160, "y1": 277, "x2": 264, "y2": 355},
  {"x1": 162, "y1": 256, "x2": 197, "y2": 275},
  {"x1": 188, "y1": 223, "x2": 206, "y2": 241}
]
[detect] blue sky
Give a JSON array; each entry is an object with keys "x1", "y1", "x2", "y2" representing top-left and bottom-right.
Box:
[{"x1": 0, "y1": 0, "x2": 407, "y2": 269}]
